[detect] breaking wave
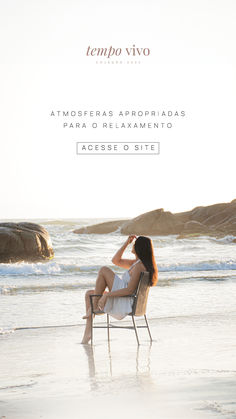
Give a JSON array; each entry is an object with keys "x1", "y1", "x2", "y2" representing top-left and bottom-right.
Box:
[{"x1": 0, "y1": 259, "x2": 236, "y2": 278}]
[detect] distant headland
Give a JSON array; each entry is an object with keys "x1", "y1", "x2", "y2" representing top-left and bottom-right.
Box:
[{"x1": 73, "y1": 199, "x2": 236, "y2": 238}]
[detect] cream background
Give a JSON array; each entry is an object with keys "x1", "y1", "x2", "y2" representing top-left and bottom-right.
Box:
[{"x1": 0, "y1": 0, "x2": 235, "y2": 218}]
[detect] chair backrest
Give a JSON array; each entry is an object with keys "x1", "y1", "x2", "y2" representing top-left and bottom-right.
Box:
[{"x1": 132, "y1": 272, "x2": 151, "y2": 316}]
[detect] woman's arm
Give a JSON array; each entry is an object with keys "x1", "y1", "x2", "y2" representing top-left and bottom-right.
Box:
[{"x1": 112, "y1": 235, "x2": 137, "y2": 269}]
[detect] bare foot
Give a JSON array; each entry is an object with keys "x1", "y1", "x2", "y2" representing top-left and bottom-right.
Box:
[{"x1": 82, "y1": 307, "x2": 92, "y2": 319}]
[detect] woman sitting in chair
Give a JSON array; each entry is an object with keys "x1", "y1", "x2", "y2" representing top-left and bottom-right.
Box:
[{"x1": 81, "y1": 235, "x2": 158, "y2": 344}]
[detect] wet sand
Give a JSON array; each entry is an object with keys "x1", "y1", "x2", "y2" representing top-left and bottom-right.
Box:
[{"x1": 0, "y1": 314, "x2": 236, "y2": 419}]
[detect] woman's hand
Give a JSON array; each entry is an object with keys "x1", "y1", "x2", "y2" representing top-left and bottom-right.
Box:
[
  {"x1": 98, "y1": 294, "x2": 108, "y2": 311},
  {"x1": 112, "y1": 235, "x2": 137, "y2": 268},
  {"x1": 126, "y1": 235, "x2": 137, "y2": 245}
]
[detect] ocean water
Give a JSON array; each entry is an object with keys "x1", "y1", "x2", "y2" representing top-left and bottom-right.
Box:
[{"x1": 0, "y1": 218, "x2": 236, "y2": 332}]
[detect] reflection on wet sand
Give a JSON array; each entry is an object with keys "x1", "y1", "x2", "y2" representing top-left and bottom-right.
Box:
[{"x1": 82, "y1": 342, "x2": 155, "y2": 394}]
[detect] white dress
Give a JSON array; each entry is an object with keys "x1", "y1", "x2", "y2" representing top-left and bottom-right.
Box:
[{"x1": 103, "y1": 259, "x2": 141, "y2": 320}]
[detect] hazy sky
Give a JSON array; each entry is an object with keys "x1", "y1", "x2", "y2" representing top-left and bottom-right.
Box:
[{"x1": 0, "y1": 0, "x2": 235, "y2": 219}]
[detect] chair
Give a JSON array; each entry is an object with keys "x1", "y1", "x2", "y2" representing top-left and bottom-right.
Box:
[{"x1": 89, "y1": 271, "x2": 153, "y2": 345}]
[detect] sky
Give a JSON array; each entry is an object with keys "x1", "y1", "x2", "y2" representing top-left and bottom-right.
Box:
[{"x1": 0, "y1": 0, "x2": 235, "y2": 219}]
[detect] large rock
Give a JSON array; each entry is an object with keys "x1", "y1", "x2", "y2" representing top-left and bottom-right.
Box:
[
  {"x1": 0, "y1": 222, "x2": 54, "y2": 263},
  {"x1": 73, "y1": 220, "x2": 129, "y2": 234},
  {"x1": 120, "y1": 209, "x2": 184, "y2": 235},
  {"x1": 189, "y1": 203, "x2": 230, "y2": 223},
  {"x1": 181, "y1": 220, "x2": 212, "y2": 234},
  {"x1": 190, "y1": 200, "x2": 236, "y2": 226},
  {"x1": 216, "y1": 217, "x2": 236, "y2": 235}
]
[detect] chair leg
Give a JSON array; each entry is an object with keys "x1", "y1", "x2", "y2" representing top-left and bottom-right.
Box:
[
  {"x1": 107, "y1": 314, "x2": 110, "y2": 342},
  {"x1": 132, "y1": 315, "x2": 140, "y2": 346},
  {"x1": 91, "y1": 313, "x2": 93, "y2": 345},
  {"x1": 144, "y1": 314, "x2": 152, "y2": 342}
]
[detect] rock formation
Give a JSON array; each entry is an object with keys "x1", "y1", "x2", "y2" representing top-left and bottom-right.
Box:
[
  {"x1": 73, "y1": 220, "x2": 129, "y2": 234},
  {"x1": 0, "y1": 222, "x2": 54, "y2": 263},
  {"x1": 73, "y1": 199, "x2": 236, "y2": 238}
]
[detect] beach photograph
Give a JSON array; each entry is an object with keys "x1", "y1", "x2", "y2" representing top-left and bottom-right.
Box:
[
  {"x1": 1, "y1": 202, "x2": 236, "y2": 418},
  {"x1": 1, "y1": 0, "x2": 236, "y2": 418}
]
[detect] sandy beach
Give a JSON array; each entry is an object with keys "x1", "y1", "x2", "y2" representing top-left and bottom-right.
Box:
[{"x1": 1, "y1": 312, "x2": 236, "y2": 419}]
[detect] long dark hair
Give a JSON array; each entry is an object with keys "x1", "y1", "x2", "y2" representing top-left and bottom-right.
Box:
[{"x1": 134, "y1": 236, "x2": 158, "y2": 286}]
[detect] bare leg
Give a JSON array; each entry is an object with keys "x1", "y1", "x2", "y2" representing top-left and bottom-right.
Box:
[
  {"x1": 82, "y1": 289, "x2": 95, "y2": 319},
  {"x1": 93, "y1": 266, "x2": 115, "y2": 311},
  {"x1": 81, "y1": 266, "x2": 115, "y2": 344}
]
